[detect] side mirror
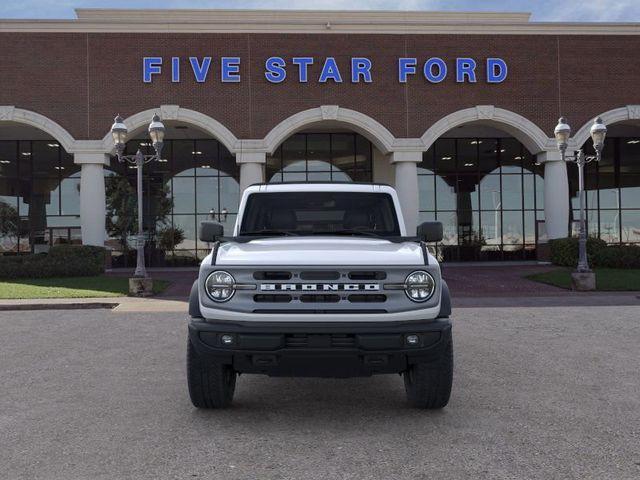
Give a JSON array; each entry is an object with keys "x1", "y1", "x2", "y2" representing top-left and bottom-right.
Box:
[
  {"x1": 198, "y1": 221, "x2": 224, "y2": 242},
  {"x1": 417, "y1": 221, "x2": 443, "y2": 242}
]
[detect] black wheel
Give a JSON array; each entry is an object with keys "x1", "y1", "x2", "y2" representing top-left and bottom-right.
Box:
[
  {"x1": 187, "y1": 337, "x2": 236, "y2": 408},
  {"x1": 403, "y1": 338, "x2": 453, "y2": 409}
]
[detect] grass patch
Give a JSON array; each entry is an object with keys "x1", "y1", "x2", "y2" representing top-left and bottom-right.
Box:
[
  {"x1": 526, "y1": 268, "x2": 640, "y2": 291},
  {"x1": 0, "y1": 276, "x2": 170, "y2": 299}
]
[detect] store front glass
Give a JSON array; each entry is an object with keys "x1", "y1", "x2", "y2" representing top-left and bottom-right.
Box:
[
  {"x1": 107, "y1": 138, "x2": 239, "y2": 267},
  {"x1": 572, "y1": 136, "x2": 640, "y2": 244},
  {"x1": 419, "y1": 137, "x2": 545, "y2": 261},
  {"x1": 0, "y1": 140, "x2": 81, "y2": 254},
  {"x1": 266, "y1": 132, "x2": 373, "y2": 183}
]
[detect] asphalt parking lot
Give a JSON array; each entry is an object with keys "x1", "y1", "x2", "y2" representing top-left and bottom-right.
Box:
[{"x1": 1, "y1": 306, "x2": 639, "y2": 480}]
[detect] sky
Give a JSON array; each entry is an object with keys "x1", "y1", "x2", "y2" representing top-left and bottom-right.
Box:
[{"x1": 1, "y1": 0, "x2": 640, "y2": 22}]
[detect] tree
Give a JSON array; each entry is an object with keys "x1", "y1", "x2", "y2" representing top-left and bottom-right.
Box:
[
  {"x1": 105, "y1": 175, "x2": 173, "y2": 252},
  {"x1": 0, "y1": 201, "x2": 21, "y2": 250}
]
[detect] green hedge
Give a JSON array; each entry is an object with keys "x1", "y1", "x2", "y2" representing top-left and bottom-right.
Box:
[
  {"x1": 550, "y1": 237, "x2": 640, "y2": 268},
  {"x1": 593, "y1": 245, "x2": 640, "y2": 268},
  {"x1": 0, "y1": 245, "x2": 106, "y2": 279}
]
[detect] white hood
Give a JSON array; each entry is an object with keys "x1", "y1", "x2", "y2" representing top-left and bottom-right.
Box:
[{"x1": 215, "y1": 237, "x2": 426, "y2": 266}]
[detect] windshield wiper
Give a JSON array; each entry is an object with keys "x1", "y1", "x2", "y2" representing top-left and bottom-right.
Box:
[{"x1": 240, "y1": 229, "x2": 299, "y2": 237}]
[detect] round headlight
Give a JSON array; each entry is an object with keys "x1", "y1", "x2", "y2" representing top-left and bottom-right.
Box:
[
  {"x1": 405, "y1": 270, "x2": 435, "y2": 302},
  {"x1": 205, "y1": 271, "x2": 235, "y2": 302}
]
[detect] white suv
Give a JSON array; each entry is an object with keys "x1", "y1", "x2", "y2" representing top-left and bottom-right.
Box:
[{"x1": 187, "y1": 183, "x2": 453, "y2": 409}]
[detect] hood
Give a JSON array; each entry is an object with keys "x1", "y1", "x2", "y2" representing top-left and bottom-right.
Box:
[{"x1": 215, "y1": 237, "x2": 426, "y2": 266}]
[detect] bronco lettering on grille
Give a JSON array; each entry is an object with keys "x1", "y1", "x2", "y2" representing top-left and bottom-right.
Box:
[{"x1": 260, "y1": 284, "x2": 379, "y2": 291}]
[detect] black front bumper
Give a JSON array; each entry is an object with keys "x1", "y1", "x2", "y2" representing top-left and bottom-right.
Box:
[{"x1": 188, "y1": 318, "x2": 452, "y2": 378}]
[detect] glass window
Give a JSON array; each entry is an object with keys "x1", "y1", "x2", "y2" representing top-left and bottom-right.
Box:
[
  {"x1": 502, "y1": 211, "x2": 523, "y2": 247},
  {"x1": 457, "y1": 138, "x2": 479, "y2": 173},
  {"x1": 419, "y1": 147, "x2": 434, "y2": 173},
  {"x1": 195, "y1": 177, "x2": 219, "y2": 215},
  {"x1": 434, "y1": 139, "x2": 456, "y2": 175},
  {"x1": 477, "y1": 139, "x2": 498, "y2": 174},
  {"x1": 500, "y1": 138, "x2": 523, "y2": 173},
  {"x1": 172, "y1": 214, "x2": 196, "y2": 251},
  {"x1": 621, "y1": 210, "x2": 640, "y2": 243},
  {"x1": 501, "y1": 175, "x2": 523, "y2": 210},
  {"x1": 172, "y1": 177, "x2": 195, "y2": 214},
  {"x1": 599, "y1": 210, "x2": 620, "y2": 243},
  {"x1": 479, "y1": 175, "x2": 501, "y2": 211},
  {"x1": 435, "y1": 176, "x2": 456, "y2": 211},
  {"x1": 173, "y1": 140, "x2": 195, "y2": 176},
  {"x1": 0, "y1": 141, "x2": 18, "y2": 177},
  {"x1": 266, "y1": 133, "x2": 372, "y2": 184},
  {"x1": 282, "y1": 135, "x2": 306, "y2": 172},
  {"x1": 307, "y1": 134, "x2": 331, "y2": 172},
  {"x1": 418, "y1": 175, "x2": 435, "y2": 211}
]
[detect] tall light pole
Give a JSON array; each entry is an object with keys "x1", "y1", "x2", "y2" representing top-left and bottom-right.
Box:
[
  {"x1": 110, "y1": 114, "x2": 165, "y2": 279},
  {"x1": 554, "y1": 116, "x2": 607, "y2": 279}
]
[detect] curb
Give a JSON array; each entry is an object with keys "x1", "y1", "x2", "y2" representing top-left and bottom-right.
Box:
[{"x1": 0, "y1": 302, "x2": 119, "y2": 312}]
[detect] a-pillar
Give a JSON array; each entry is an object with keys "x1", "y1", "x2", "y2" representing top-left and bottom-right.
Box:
[
  {"x1": 390, "y1": 151, "x2": 422, "y2": 236},
  {"x1": 75, "y1": 152, "x2": 109, "y2": 246},
  {"x1": 237, "y1": 151, "x2": 266, "y2": 191},
  {"x1": 538, "y1": 151, "x2": 569, "y2": 239}
]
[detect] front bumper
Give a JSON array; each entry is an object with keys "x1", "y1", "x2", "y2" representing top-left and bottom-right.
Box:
[{"x1": 188, "y1": 318, "x2": 452, "y2": 378}]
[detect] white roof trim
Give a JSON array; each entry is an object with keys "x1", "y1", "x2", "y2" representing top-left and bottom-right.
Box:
[{"x1": 1, "y1": 9, "x2": 639, "y2": 34}]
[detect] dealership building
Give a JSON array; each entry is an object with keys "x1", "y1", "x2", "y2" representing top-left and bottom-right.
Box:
[{"x1": 1, "y1": 9, "x2": 640, "y2": 264}]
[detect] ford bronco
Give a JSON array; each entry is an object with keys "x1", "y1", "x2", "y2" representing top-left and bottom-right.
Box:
[{"x1": 187, "y1": 183, "x2": 452, "y2": 409}]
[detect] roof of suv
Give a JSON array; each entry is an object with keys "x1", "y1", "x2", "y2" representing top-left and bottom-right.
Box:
[{"x1": 245, "y1": 182, "x2": 395, "y2": 193}]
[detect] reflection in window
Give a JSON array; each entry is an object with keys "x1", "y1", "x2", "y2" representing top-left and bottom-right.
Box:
[
  {"x1": 419, "y1": 137, "x2": 544, "y2": 261},
  {"x1": 266, "y1": 133, "x2": 373, "y2": 183},
  {"x1": 107, "y1": 139, "x2": 240, "y2": 266},
  {"x1": 0, "y1": 140, "x2": 79, "y2": 253},
  {"x1": 569, "y1": 137, "x2": 640, "y2": 245}
]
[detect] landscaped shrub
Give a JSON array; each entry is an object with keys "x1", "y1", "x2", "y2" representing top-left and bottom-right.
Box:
[
  {"x1": 593, "y1": 245, "x2": 640, "y2": 269},
  {"x1": 549, "y1": 237, "x2": 607, "y2": 267},
  {"x1": 550, "y1": 237, "x2": 640, "y2": 268},
  {"x1": 0, "y1": 245, "x2": 106, "y2": 279}
]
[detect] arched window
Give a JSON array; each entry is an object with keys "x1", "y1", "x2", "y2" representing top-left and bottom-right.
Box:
[
  {"x1": 107, "y1": 138, "x2": 240, "y2": 267},
  {"x1": 266, "y1": 133, "x2": 373, "y2": 183},
  {"x1": 418, "y1": 137, "x2": 544, "y2": 261},
  {"x1": 0, "y1": 139, "x2": 79, "y2": 253}
]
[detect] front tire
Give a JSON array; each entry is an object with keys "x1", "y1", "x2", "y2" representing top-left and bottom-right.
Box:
[
  {"x1": 403, "y1": 338, "x2": 453, "y2": 409},
  {"x1": 187, "y1": 338, "x2": 236, "y2": 408}
]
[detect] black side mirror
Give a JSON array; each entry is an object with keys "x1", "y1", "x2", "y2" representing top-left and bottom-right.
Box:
[
  {"x1": 417, "y1": 221, "x2": 443, "y2": 242},
  {"x1": 198, "y1": 221, "x2": 224, "y2": 242}
]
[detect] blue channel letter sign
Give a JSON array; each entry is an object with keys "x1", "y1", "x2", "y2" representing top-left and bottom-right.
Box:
[{"x1": 142, "y1": 56, "x2": 508, "y2": 84}]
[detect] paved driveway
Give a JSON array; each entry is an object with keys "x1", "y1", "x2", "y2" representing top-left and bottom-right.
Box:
[{"x1": 1, "y1": 306, "x2": 639, "y2": 479}]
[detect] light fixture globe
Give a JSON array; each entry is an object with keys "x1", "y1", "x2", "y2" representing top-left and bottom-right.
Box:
[
  {"x1": 590, "y1": 116, "x2": 607, "y2": 153},
  {"x1": 554, "y1": 117, "x2": 571, "y2": 152},
  {"x1": 110, "y1": 115, "x2": 128, "y2": 151},
  {"x1": 148, "y1": 113, "x2": 165, "y2": 150}
]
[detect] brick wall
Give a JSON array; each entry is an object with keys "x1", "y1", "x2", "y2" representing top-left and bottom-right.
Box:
[{"x1": 1, "y1": 32, "x2": 639, "y2": 142}]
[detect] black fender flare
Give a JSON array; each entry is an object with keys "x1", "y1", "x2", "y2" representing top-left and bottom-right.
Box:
[
  {"x1": 438, "y1": 280, "x2": 451, "y2": 318},
  {"x1": 189, "y1": 279, "x2": 203, "y2": 318}
]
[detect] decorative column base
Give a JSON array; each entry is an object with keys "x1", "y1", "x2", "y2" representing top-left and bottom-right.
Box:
[
  {"x1": 571, "y1": 271, "x2": 596, "y2": 291},
  {"x1": 129, "y1": 277, "x2": 154, "y2": 297}
]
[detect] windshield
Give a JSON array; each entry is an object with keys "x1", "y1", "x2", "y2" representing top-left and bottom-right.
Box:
[{"x1": 239, "y1": 191, "x2": 401, "y2": 237}]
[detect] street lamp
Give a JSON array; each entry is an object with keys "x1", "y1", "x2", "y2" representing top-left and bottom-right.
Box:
[
  {"x1": 110, "y1": 113, "x2": 165, "y2": 279},
  {"x1": 554, "y1": 116, "x2": 607, "y2": 275}
]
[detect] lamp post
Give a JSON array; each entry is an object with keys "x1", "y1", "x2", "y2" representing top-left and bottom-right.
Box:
[
  {"x1": 110, "y1": 114, "x2": 165, "y2": 280},
  {"x1": 553, "y1": 116, "x2": 607, "y2": 282}
]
